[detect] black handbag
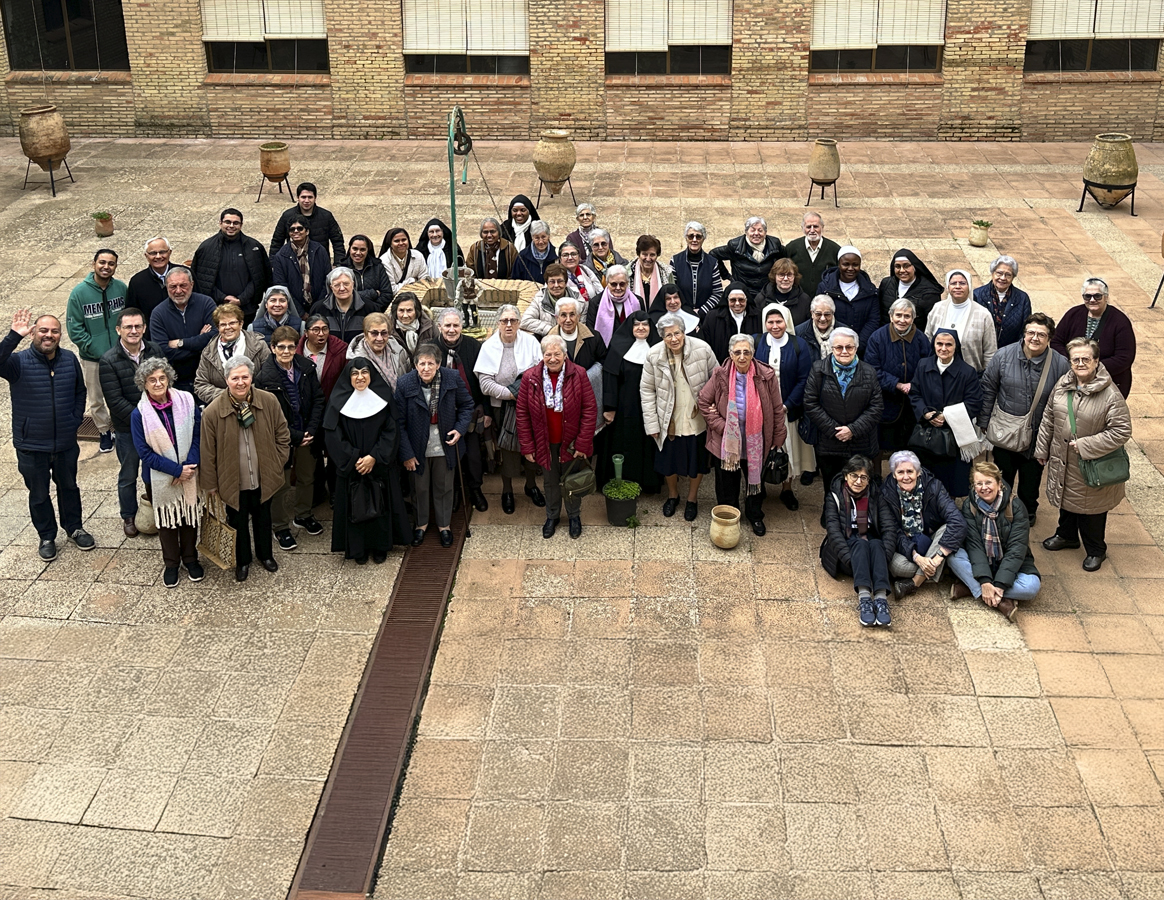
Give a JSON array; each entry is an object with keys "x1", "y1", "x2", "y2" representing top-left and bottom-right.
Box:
[
  {"x1": 348, "y1": 474, "x2": 386, "y2": 524},
  {"x1": 762, "y1": 447, "x2": 790, "y2": 485},
  {"x1": 797, "y1": 414, "x2": 818, "y2": 446},
  {"x1": 908, "y1": 421, "x2": 958, "y2": 458}
]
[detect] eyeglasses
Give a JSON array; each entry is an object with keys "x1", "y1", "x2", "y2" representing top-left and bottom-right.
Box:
[
  {"x1": 120, "y1": 323, "x2": 144, "y2": 331},
  {"x1": 498, "y1": 318, "x2": 519, "y2": 325},
  {"x1": 274, "y1": 344, "x2": 297, "y2": 352},
  {"x1": 847, "y1": 474, "x2": 869, "y2": 483},
  {"x1": 1070, "y1": 357, "x2": 1094, "y2": 365},
  {"x1": 222, "y1": 219, "x2": 242, "y2": 227},
  {"x1": 307, "y1": 326, "x2": 329, "y2": 334},
  {"x1": 367, "y1": 329, "x2": 389, "y2": 337},
  {"x1": 686, "y1": 234, "x2": 703, "y2": 241},
  {"x1": 609, "y1": 281, "x2": 628, "y2": 288},
  {"x1": 1083, "y1": 293, "x2": 1105, "y2": 301},
  {"x1": 729, "y1": 349, "x2": 753, "y2": 357},
  {"x1": 146, "y1": 250, "x2": 169, "y2": 257},
  {"x1": 973, "y1": 481, "x2": 997, "y2": 489},
  {"x1": 834, "y1": 345, "x2": 856, "y2": 353},
  {"x1": 1024, "y1": 330, "x2": 1048, "y2": 339},
  {"x1": 289, "y1": 226, "x2": 306, "y2": 233},
  {"x1": 812, "y1": 312, "x2": 832, "y2": 319}
]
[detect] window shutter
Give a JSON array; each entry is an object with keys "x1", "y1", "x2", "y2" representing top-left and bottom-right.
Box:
[
  {"x1": 263, "y1": 0, "x2": 327, "y2": 38},
  {"x1": 876, "y1": 0, "x2": 946, "y2": 44},
  {"x1": 403, "y1": 0, "x2": 468, "y2": 53},
  {"x1": 1027, "y1": 0, "x2": 1097, "y2": 39},
  {"x1": 201, "y1": 0, "x2": 265, "y2": 41},
  {"x1": 606, "y1": 0, "x2": 669, "y2": 51},
  {"x1": 467, "y1": 0, "x2": 530, "y2": 52},
  {"x1": 811, "y1": 0, "x2": 879, "y2": 49},
  {"x1": 1094, "y1": 0, "x2": 1164, "y2": 38},
  {"x1": 668, "y1": 0, "x2": 732, "y2": 45}
]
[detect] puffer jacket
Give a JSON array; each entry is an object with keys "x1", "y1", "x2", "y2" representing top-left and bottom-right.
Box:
[
  {"x1": 519, "y1": 283, "x2": 584, "y2": 337},
  {"x1": 818, "y1": 267, "x2": 881, "y2": 350},
  {"x1": 978, "y1": 343, "x2": 1068, "y2": 456},
  {"x1": 516, "y1": 359, "x2": 597, "y2": 467},
  {"x1": 1034, "y1": 363, "x2": 1132, "y2": 515},
  {"x1": 394, "y1": 367, "x2": 475, "y2": 475},
  {"x1": 697, "y1": 358, "x2": 786, "y2": 461},
  {"x1": 708, "y1": 234, "x2": 787, "y2": 298},
  {"x1": 880, "y1": 468, "x2": 966, "y2": 558},
  {"x1": 342, "y1": 255, "x2": 394, "y2": 313},
  {"x1": 191, "y1": 230, "x2": 272, "y2": 318},
  {"x1": 0, "y1": 329, "x2": 85, "y2": 452},
  {"x1": 960, "y1": 483, "x2": 1039, "y2": 589},
  {"x1": 98, "y1": 339, "x2": 165, "y2": 433},
  {"x1": 254, "y1": 353, "x2": 324, "y2": 453},
  {"x1": 640, "y1": 335, "x2": 718, "y2": 450},
  {"x1": 803, "y1": 358, "x2": 883, "y2": 458},
  {"x1": 194, "y1": 332, "x2": 272, "y2": 405},
  {"x1": 973, "y1": 283, "x2": 1031, "y2": 349},
  {"x1": 820, "y1": 473, "x2": 898, "y2": 579}
]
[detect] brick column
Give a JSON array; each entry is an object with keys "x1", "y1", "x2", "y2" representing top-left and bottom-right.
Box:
[
  {"x1": 729, "y1": 0, "x2": 811, "y2": 140},
  {"x1": 122, "y1": 0, "x2": 210, "y2": 134},
  {"x1": 938, "y1": 0, "x2": 1028, "y2": 141},
  {"x1": 0, "y1": 18, "x2": 12, "y2": 135},
  {"x1": 327, "y1": 0, "x2": 407, "y2": 138},
  {"x1": 528, "y1": 0, "x2": 605, "y2": 139}
]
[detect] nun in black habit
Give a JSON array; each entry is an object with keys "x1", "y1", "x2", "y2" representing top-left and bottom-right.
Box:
[
  {"x1": 500, "y1": 194, "x2": 541, "y2": 253},
  {"x1": 648, "y1": 283, "x2": 701, "y2": 335},
  {"x1": 415, "y1": 218, "x2": 466, "y2": 281},
  {"x1": 599, "y1": 311, "x2": 662, "y2": 493},
  {"x1": 324, "y1": 358, "x2": 411, "y2": 563},
  {"x1": 878, "y1": 248, "x2": 943, "y2": 331}
]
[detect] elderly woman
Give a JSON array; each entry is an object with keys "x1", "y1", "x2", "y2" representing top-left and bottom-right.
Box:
[
  {"x1": 878, "y1": 249, "x2": 942, "y2": 331},
  {"x1": 702, "y1": 282, "x2": 760, "y2": 363},
  {"x1": 641, "y1": 314, "x2": 718, "y2": 519},
  {"x1": 195, "y1": 303, "x2": 271, "y2": 405},
  {"x1": 550, "y1": 296, "x2": 606, "y2": 369},
  {"x1": 669, "y1": 222, "x2": 724, "y2": 317},
  {"x1": 586, "y1": 264, "x2": 641, "y2": 345},
  {"x1": 249, "y1": 286, "x2": 303, "y2": 345},
  {"x1": 881, "y1": 450, "x2": 966, "y2": 600},
  {"x1": 926, "y1": 269, "x2": 996, "y2": 373},
  {"x1": 200, "y1": 355, "x2": 290, "y2": 581},
  {"x1": 758, "y1": 258, "x2": 812, "y2": 328},
  {"x1": 325, "y1": 358, "x2": 410, "y2": 564},
  {"x1": 517, "y1": 333, "x2": 597, "y2": 539},
  {"x1": 1036, "y1": 337, "x2": 1133, "y2": 572},
  {"x1": 521, "y1": 263, "x2": 583, "y2": 337},
  {"x1": 602, "y1": 311, "x2": 661, "y2": 495},
  {"x1": 948, "y1": 460, "x2": 1041, "y2": 618},
  {"x1": 340, "y1": 234, "x2": 393, "y2": 312},
  {"x1": 558, "y1": 242, "x2": 602, "y2": 307},
  {"x1": 649, "y1": 283, "x2": 700, "y2": 334},
  {"x1": 709, "y1": 216, "x2": 787, "y2": 299},
  {"x1": 395, "y1": 343, "x2": 474, "y2": 548},
  {"x1": 1051, "y1": 277, "x2": 1136, "y2": 399},
  {"x1": 516, "y1": 221, "x2": 557, "y2": 284},
  {"x1": 754, "y1": 302, "x2": 813, "y2": 509},
  {"x1": 585, "y1": 228, "x2": 628, "y2": 288},
  {"x1": 626, "y1": 235, "x2": 675, "y2": 304},
  {"x1": 796, "y1": 294, "x2": 836, "y2": 360},
  {"x1": 387, "y1": 291, "x2": 437, "y2": 364},
  {"x1": 698, "y1": 334, "x2": 786, "y2": 536},
  {"x1": 467, "y1": 218, "x2": 520, "y2": 279},
  {"x1": 415, "y1": 219, "x2": 464, "y2": 282},
  {"x1": 501, "y1": 194, "x2": 540, "y2": 252},
  {"x1": 864, "y1": 298, "x2": 933, "y2": 462},
  {"x1": 436, "y1": 308, "x2": 489, "y2": 512},
  {"x1": 819, "y1": 246, "x2": 880, "y2": 349},
  {"x1": 346, "y1": 311, "x2": 406, "y2": 390},
  {"x1": 475, "y1": 304, "x2": 545, "y2": 513},
  {"x1": 973, "y1": 255, "x2": 1030, "y2": 348},
  {"x1": 804, "y1": 327, "x2": 883, "y2": 491},
  {"x1": 378, "y1": 227, "x2": 428, "y2": 290},
  {"x1": 565, "y1": 202, "x2": 606, "y2": 263},
  {"x1": 820, "y1": 455, "x2": 897, "y2": 627},
  {"x1": 130, "y1": 358, "x2": 203, "y2": 588},
  {"x1": 311, "y1": 267, "x2": 369, "y2": 345}
]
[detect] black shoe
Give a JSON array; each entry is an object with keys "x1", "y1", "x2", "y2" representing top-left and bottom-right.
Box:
[
  {"x1": 69, "y1": 529, "x2": 95, "y2": 551},
  {"x1": 472, "y1": 488, "x2": 489, "y2": 512},
  {"x1": 185, "y1": 560, "x2": 205, "y2": 582},
  {"x1": 373, "y1": 551, "x2": 388, "y2": 564},
  {"x1": 1029, "y1": 513, "x2": 1037, "y2": 526},
  {"x1": 568, "y1": 516, "x2": 582, "y2": 539},
  {"x1": 294, "y1": 515, "x2": 324, "y2": 536},
  {"x1": 894, "y1": 579, "x2": 917, "y2": 600},
  {"x1": 38, "y1": 539, "x2": 57, "y2": 561},
  {"x1": 1083, "y1": 554, "x2": 1106, "y2": 572},
  {"x1": 501, "y1": 492, "x2": 516, "y2": 514},
  {"x1": 163, "y1": 566, "x2": 180, "y2": 589},
  {"x1": 526, "y1": 485, "x2": 546, "y2": 507},
  {"x1": 411, "y1": 529, "x2": 425, "y2": 547},
  {"x1": 780, "y1": 489, "x2": 799, "y2": 511},
  {"x1": 440, "y1": 530, "x2": 454, "y2": 548},
  {"x1": 684, "y1": 501, "x2": 698, "y2": 522},
  {"x1": 260, "y1": 558, "x2": 279, "y2": 573},
  {"x1": 235, "y1": 564, "x2": 250, "y2": 582},
  {"x1": 276, "y1": 530, "x2": 298, "y2": 551},
  {"x1": 800, "y1": 470, "x2": 816, "y2": 486},
  {"x1": 99, "y1": 431, "x2": 114, "y2": 453},
  {"x1": 751, "y1": 519, "x2": 766, "y2": 537},
  {"x1": 662, "y1": 497, "x2": 680, "y2": 518},
  {"x1": 355, "y1": 555, "x2": 369, "y2": 565},
  {"x1": 452, "y1": 491, "x2": 462, "y2": 513},
  {"x1": 543, "y1": 518, "x2": 559, "y2": 539},
  {"x1": 1043, "y1": 534, "x2": 1081, "y2": 552}
]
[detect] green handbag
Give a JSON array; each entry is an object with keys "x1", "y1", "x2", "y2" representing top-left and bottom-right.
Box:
[{"x1": 1067, "y1": 391, "x2": 1130, "y2": 488}]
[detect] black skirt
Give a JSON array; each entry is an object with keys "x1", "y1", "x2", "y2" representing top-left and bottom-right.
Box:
[{"x1": 655, "y1": 433, "x2": 711, "y2": 478}]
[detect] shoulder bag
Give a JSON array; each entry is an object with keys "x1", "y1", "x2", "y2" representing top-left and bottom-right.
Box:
[
  {"x1": 986, "y1": 354, "x2": 1052, "y2": 453},
  {"x1": 1067, "y1": 391, "x2": 1130, "y2": 488},
  {"x1": 349, "y1": 473, "x2": 386, "y2": 524},
  {"x1": 908, "y1": 420, "x2": 958, "y2": 458},
  {"x1": 561, "y1": 453, "x2": 596, "y2": 505}
]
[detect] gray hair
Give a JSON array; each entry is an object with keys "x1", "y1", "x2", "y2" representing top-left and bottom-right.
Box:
[
  {"x1": 802, "y1": 211, "x2": 824, "y2": 227},
  {"x1": 575, "y1": 203, "x2": 595, "y2": 217},
  {"x1": 888, "y1": 450, "x2": 922, "y2": 475},
  {"x1": 554, "y1": 297, "x2": 580, "y2": 316},
  {"x1": 684, "y1": 221, "x2": 706, "y2": 238},
  {"x1": 497, "y1": 303, "x2": 521, "y2": 320},
  {"x1": 132, "y1": 357, "x2": 178, "y2": 392},
  {"x1": 223, "y1": 354, "x2": 254, "y2": 378},
  {"x1": 810, "y1": 294, "x2": 836, "y2": 314},
  {"x1": 262, "y1": 285, "x2": 291, "y2": 306},
  {"x1": 164, "y1": 265, "x2": 192, "y2": 286},
  {"x1": 888, "y1": 298, "x2": 916, "y2": 318},
  {"x1": 830, "y1": 327, "x2": 860, "y2": 350},
  {"x1": 656, "y1": 313, "x2": 685, "y2": 337},
  {"x1": 143, "y1": 236, "x2": 172, "y2": 253},
  {"x1": 437, "y1": 307, "x2": 462, "y2": 326},
  {"x1": 990, "y1": 255, "x2": 1019, "y2": 277},
  {"x1": 481, "y1": 216, "x2": 501, "y2": 234},
  {"x1": 744, "y1": 216, "x2": 767, "y2": 232},
  {"x1": 728, "y1": 333, "x2": 755, "y2": 352},
  {"x1": 327, "y1": 266, "x2": 355, "y2": 287},
  {"x1": 541, "y1": 333, "x2": 568, "y2": 354},
  {"x1": 1082, "y1": 277, "x2": 1109, "y2": 297},
  {"x1": 530, "y1": 221, "x2": 550, "y2": 236},
  {"x1": 605, "y1": 264, "x2": 628, "y2": 281},
  {"x1": 590, "y1": 228, "x2": 611, "y2": 244}
]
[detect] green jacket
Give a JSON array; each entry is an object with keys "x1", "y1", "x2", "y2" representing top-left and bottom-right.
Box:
[{"x1": 66, "y1": 273, "x2": 127, "y2": 362}]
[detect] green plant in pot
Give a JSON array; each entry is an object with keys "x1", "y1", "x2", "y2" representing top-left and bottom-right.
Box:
[
  {"x1": 91, "y1": 210, "x2": 113, "y2": 237},
  {"x1": 603, "y1": 454, "x2": 641, "y2": 526}
]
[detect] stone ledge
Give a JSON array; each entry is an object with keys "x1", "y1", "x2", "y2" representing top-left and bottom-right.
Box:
[
  {"x1": 808, "y1": 72, "x2": 943, "y2": 85},
  {"x1": 404, "y1": 75, "x2": 531, "y2": 87},
  {"x1": 605, "y1": 75, "x2": 731, "y2": 87},
  {"x1": 203, "y1": 73, "x2": 331, "y2": 86},
  {"x1": 6, "y1": 70, "x2": 133, "y2": 85},
  {"x1": 1023, "y1": 71, "x2": 1163, "y2": 84}
]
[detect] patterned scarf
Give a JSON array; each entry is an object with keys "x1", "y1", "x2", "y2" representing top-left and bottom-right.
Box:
[
  {"x1": 542, "y1": 364, "x2": 564, "y2": 412},
  {"x1": 976, "y1": 492, "x2": 1004, "y2": 561},
  {"x1": 228, "y1": 390, "x2": 256, "y2": 429},
  {"x1": 987, "y1": 288, "x2": 1008, "y2": 330},
  {"x1": 295, "y1": 242, "x2": 313, "y2": 307},
  {"x1": 138, "y1": 390, "x2": 200, "y2": 529},
  {"x1": 720, "y1": 363, "x2": 764, "y2": 495},
  {"x1": 832, "y1": 355, "x2": 859, "y2": 396},
  {"x1": 567, "y1": 267, "x2": 591, "y2": 303},
  {"x1": 592, "y1": 252, "x2": 615, "y2": 286},
  {"x1": 897, "y1": 482, "x2": 925, "y2": 536},
  {"x1": 842, "y1": 484, "x2": 869, "y2": 537},
  {"x1": 426, "y1": 369, "x2": 442, "y2": 422}
]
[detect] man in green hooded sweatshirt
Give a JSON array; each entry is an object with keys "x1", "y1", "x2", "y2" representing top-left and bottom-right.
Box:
[{"x1": 66, "y1": 248, "x2": 126, "y2": 452}]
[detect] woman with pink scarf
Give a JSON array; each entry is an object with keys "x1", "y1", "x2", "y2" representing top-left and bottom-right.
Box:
[
  {"x1": 585, "y1": 265, "x2": 643, "y2": 345},
  {"x1": 698, "y1": 333, "x2": 786, "y2": 536},
  {"x1": 626, "y1": 235, "x2": 674, "y2": 307}
]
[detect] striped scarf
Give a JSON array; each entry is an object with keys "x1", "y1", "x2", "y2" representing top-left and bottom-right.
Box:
[{"x1": 976, "y1": 493, "x2": 1004, "y2": 561}]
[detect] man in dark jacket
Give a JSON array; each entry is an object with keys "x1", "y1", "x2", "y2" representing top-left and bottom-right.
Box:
[
  {"x1": 191, "y1": 208, "x2": 272, "y2": 322},
  {"x1": 709, "y1": 216, "x2": 787, "y2": 299},
  {"x1": 269, "y1": 183, "x2": 346, "y2": 264},
  {"x1": 98, "y1": 308, "x2": 164, "y2": 537},
  {"x1": 257, "y1": 325, "x2": 325, "y2": 549},
  {"x1": 125, "y1": 237, "x2": 175, "y2": 325},
  {"x1": 436, "y1": 308, "x2": 488, "y2": 511},
  {"x1": 0, "y1": 308, "x2": 93, "y2": 561},
  {"x1": 785, "y1": 212, "x2": 841, "y2": 298},
  {"x1": 149, "y1": 267, "x2": 217, "y2": 393},
  {"x1": 271, "y1": 215, "x2": 331, "y2": 314}
]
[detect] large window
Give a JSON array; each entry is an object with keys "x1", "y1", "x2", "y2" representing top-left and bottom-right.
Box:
[
  {"x1": 402, "y1": 0, "x2": 529, "y2": 75},
  {"x1": 1025, "y1": 0, "x2": 1164, "y2": 71},
  {"x1": 202, "y1": 0, "x2": 329, "y2": 73},
  {"x1": 605, "y1": 0, "x2": 733, "y2": 75},
  {"x1": 810, "y1": 0, "x2": 945, "y2": 72},
  {"x1": 1, "y1": 0, "x2": 131, "y2": 70}
]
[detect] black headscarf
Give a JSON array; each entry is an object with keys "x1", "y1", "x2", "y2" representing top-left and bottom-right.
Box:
[
  {"x1": 887, "y1": 248, "x2": 942, "y2": 291},
  {"x1": 379, "y1": 227, "x2": 413, "y2": 258},
  {"x1": 648, "y1": 283, "x2": 695, "y2": 321},
  {"x1": 323, "y1": 358, "x2": 395, "y2": 430},
  {"x1": 506, "y1": 194, "x2": 540, "y2": 227},
  {"x1": 603, "y1": 310, "x2": 659, "y2": 375},
  {"x1": 415, "y1": 218, "x2": 465, "y2": 269}
]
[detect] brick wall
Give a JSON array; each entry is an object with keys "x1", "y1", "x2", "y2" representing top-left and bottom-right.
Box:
[
  {"x1": 403, "y1": 76, "x2": 531, "y2": 138},
  {"x1": 1021, "y1": 76, "x2": 1161, "y2": 141},
  {"x1": 730, "y1": 0, "x2": 811, "y2": 140},
  {"x1": 808, "y1": 77, "x2": 943, "y2": 140},
  {"x1": 529, "y1": 0, "x2": 605, "y2": 139},
  {"x1": 121, "y1": 0, "x2": 209, "y2": 134},
  {"x1": 0, "y1": 21, "x2": 11, "y2": 135},
  {"x1": 327, "y1": 0, "x2": 407, "y2": 138},
  {"x1": 5, "y1": 73, "x2": 136, "y2": 136},
  {"x1": 605, "y1": 78, "x2": 732, "y2": 141},
  {"x1": 204, "y1": 76, "x2": 334, "y2": 137}
]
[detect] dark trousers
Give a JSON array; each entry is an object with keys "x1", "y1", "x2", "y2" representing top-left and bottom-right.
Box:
[
  {"x1": 462, "y1": 430, "x2": 484, "y2": 490},
  {"x1": 228, "y1": 487, "x2": 273, "y2": 567},
  {"x1": 845, "y1": 535, "x2": 892, "y2": 594},
  {"x1": 1056, "y1": 509, "x2": 1108, "y2": 557},
  {"x1": 16, "y1": 446, "x2": 83, "y2": 540},
  {"x1": 817, "y1": 454, "x2": 848, "y2": 493},
  {"x1": 114, "y1": 430, "x2": 141, "y2": 519},
  {"x1": 714, "y1": 463, "x2": 764, "y2": 523},
  {"x1": 545, "y1": 444, "x2": 583, "y2": 521},
  {"x1": 993, "y1": 447, "x2": 1045, "y2": 518},
  {"x1": 159, "y1": 525, "x2": 197, "y2": 568}
]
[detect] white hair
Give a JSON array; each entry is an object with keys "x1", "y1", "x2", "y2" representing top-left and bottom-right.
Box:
[
  {"x1": 830, "y1": 327, "x2": 860, "y2": 350},
  {"x1": 744, "y1": 216, "x2": 767, "y2": 232},
  {"x1": 327, "y1": 267, "x2": 355, "y2": 287},
  {"x1": 590, "y1": 228, "x2": 611, "y2": 244},
  {"x1": 223, "y1": 354, "x2": 254, "y2": 377},
  {"x1": 656, "y1": 313, "x2": 685, "y2": 337},
  {"x1": 541, "y1": 333, "x2": 568, "y2": 354},
  {"x1": 1082, "y1": 277, "x2": 1109, "y2": 296},
  {"x1": 810, "y1": 294, "x2": 835, "y2": 313},
  {"x1": 605, "y1": 264, "x2": 628, "y2": 281},
  {"x1": 991, "y1": 255, "x2": 1019, "y2": 277},
  {"x1": 888, "y1": 298, "x2": 916, "y2": 317},
  {"x1": 575, "y1": 203, "x2": 595, "y2": 216},
  {"x1": 685, "y1": 221, "x2": 706, "y2": 238},
  {"x1": 889, "y1": 450, "x2": 922, "y2": 474},
  {"x1": 728, "y1": 333, "x2": 755, "y2": 352},
  {"x1": 530, "y1": 221, "x2": 550, "y2": 236},
  {"x1": 554, "y1": 297, "x2": 580, "y2": 316},
  {"x1": 802, "y1": 211, "x2": 824, "y2": 227},
  {"x1": 143, "y1": 236, "x2": 172, "y2": 253},
  {"x1": 438, "y1": 307, "x2": 462, "y2": 325},
  {"x1": 497, "y1": 303, "x2": 521, "y2": 320}
]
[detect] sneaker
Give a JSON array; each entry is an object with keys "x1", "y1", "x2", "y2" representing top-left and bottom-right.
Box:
[
  {"x1": 185, "y1": 559, "x2": 205, "y2": 582},
  {"x1": 69, "y1": 529, "x2": 95, "y2": 550},
  {"x1": 276, "y1": 530, "x2": 298, "y2": 551},
  {"x1": 98, "y1": 431, "x2": 114, "y2": 453},
  {"x1": 163, "y1": 566, "x2": 180, "y2": 588},
  {"x1": 293, "y1": 515, "x2": 324, "y2": 536},
  {"x1": 858, "y1": 597, "x2": 876, "y2": 627},
  {"x1": 38, "y1": 539, "x2": 57, "y2": 561},
  {"x1": 874, "y1": 598, "x2": 892, "y2": 627}
]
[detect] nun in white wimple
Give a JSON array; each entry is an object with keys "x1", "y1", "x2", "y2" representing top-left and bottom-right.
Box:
[{"x1": 924, "y1": 268, "x2": 998, "y2": 373}]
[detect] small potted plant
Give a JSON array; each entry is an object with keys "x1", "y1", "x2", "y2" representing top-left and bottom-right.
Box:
[
  {"x1": 969, "y1": 218, "x2": 992, "y2": 248},
  {"x1": 91, "y1": 211, "x2": 113, "y2": 237},
  {"x1": 603, "y1": 453, "x2": 641, "y2": 526}
]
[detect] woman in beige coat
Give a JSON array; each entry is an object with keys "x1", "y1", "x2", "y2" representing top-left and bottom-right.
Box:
[
  {"x1": 194, "y1": 303, "x2": 271, "y2": 405},
  {"x1": 1035, "y1": 337, "x2": 1132, "y2": 572}
]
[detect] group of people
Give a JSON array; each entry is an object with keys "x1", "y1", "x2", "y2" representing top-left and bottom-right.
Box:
[{"x1": 11, "y1": 195, "x2": 1137, "y2": 625}]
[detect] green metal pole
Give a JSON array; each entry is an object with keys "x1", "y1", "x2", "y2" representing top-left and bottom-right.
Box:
[{"x1": 447, "y1": 108, "x2": 460, "y2": 316}]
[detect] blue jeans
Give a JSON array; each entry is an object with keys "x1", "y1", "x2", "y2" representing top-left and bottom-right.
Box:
[
  {"x1": 16, "y1": 446, "x2": 83, "y2": 540},
  {"x1": 114, "y1": 431, "x2": 141, "y2": 519},
  {"x1": 948, "y1": 549, "x2": 1041, "y2": 601}
]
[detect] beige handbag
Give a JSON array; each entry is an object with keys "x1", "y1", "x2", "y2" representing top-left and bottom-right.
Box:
[{"x1": 986, "y1": 356, "x2": 1052, "y2": 453}]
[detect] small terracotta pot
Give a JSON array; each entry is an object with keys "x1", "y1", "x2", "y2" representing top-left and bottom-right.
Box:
[
  {"x1": 710, "y1": 505, "x2": 741, "y2": 549},
  {"x1": 969, "y1": 223, "x2": 990, "y2": 248},
  {"x1": 94, "y1": 217, "x2": 114, "y2": 237}
]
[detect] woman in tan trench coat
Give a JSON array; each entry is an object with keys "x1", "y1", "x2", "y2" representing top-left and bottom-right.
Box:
[{"x1": 1035, "y1": 337, "x2": 1132, "y2": 573}]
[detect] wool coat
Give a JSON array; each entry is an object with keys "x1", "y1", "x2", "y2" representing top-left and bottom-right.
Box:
[
  {"x1": 1050, "y1": 303, "x2": 1136, "y2": 399},
  {"x1": 640, "y1": 336, "x2": 718, "y2": 450},
  {"x1": 194, "y1": 332, "x2": 272, "y2": 405},
  {"x1": 803, "y1": 358, "x2": 883, "y2": 458},
  {"x1": 697, "y1": 358, "x2": 786, "y2": 461},
  {"x1": 394, "y1": 367, "x2": 475, "y2": 475},
  {"x1": 516, "y1": 359, "x2": 597, "y2": 466},
  {"x1": 200, "y1": 387, "x2": 291, "y2": 506}
]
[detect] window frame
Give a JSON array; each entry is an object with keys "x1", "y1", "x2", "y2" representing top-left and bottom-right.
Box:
[
  {"x1": 403, "y1": 53, "x2": 531, "y2": 75},
  {"x1": 204, "y1": 38, "x2": 330, "y2": 74},
  {"x1": 604, "y1": 45, "x2": 732, "y2": 76},
  {"x1": 809, "y1": 44, "x2": 944, "y2": 73},
  {"x1": 1, "y1": 0, "x2": 132, "y2": 71},
  {"x1": 1023, "y1": 38, "x2": 1161, "y2": 72}
]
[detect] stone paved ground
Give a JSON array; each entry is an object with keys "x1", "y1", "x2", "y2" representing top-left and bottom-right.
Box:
[{"x1": 0, "y1": 136, "x2": 1162, "y2": 899}]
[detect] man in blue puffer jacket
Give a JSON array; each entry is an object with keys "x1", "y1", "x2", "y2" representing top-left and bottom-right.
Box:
[{"x1": 0, "y1": 308, "x2": 94, "y2": 561}]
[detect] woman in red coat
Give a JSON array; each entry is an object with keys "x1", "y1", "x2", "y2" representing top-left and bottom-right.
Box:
[{"x1": 517, "y1": 334, "x2": 597, "y2": 540}]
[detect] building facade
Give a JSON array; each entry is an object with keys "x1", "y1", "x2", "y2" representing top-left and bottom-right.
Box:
[{"x1": 2, "y1": 0, "x2": 1163, "y2": 141}]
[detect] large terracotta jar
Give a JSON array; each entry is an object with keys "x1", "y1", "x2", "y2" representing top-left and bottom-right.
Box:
[
  {"x1": 808, "y1": 138, "x2": 841, "y2": 184},
  {"x1": 259, "y1": 141, "x2": 291, "y2": 182},
  {"x1": 1083, "y1": 133, "x2": 1138, "y2": 208},
  {"x1": 533, "y1": 129, "x2": 576, "y2": 194},
  {"x1": 19, "y1": 105, "x2": 71, "y2": 172}
]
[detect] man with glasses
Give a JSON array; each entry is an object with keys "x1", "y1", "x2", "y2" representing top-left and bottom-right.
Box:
[
  {"x1": 271, "y1": 214, "x2": 331, "y2": 314},
  {"x1": 466, "y1": 217, "x2": 520, "y2": 279},
  {"x1": 126, "y1": 237, "x2": 175, "y2": 324},
  {"x1": 99, "y1": 308, "x2": 165, "y2": 536},
  {"x1": 978, "y1": 312, "x2": 1068, "y2": 524},
  {"x1": 150, "y1": 267, "x2": 218, "y2": 394},
  {"x1": 669, "y1": 221, "x2": 724, "y2": 317},
  {"x1": 785, "y1": 212, "x2": 840, "y2": 297},
  {"x1": 192, "y1": 208, "x2": 272, "y2": 323}
]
